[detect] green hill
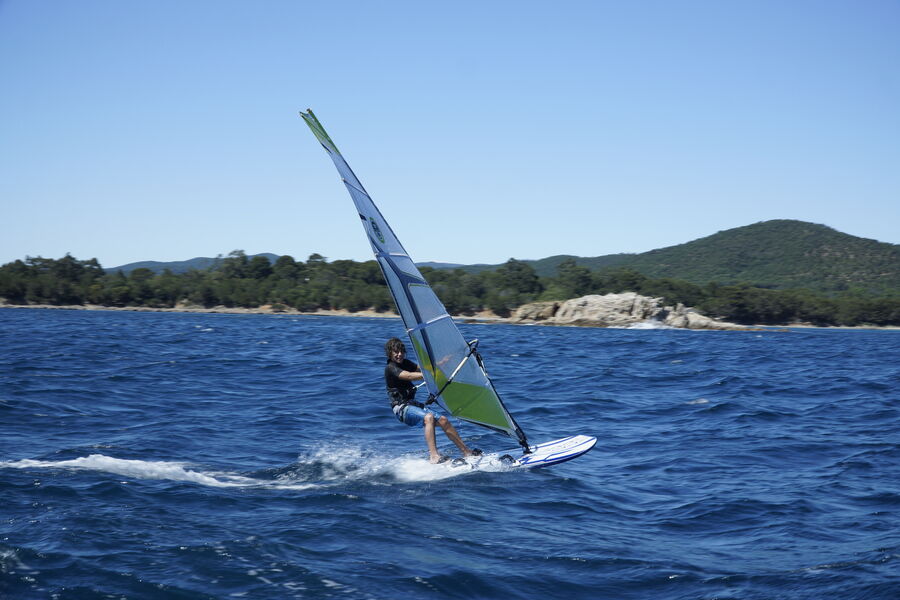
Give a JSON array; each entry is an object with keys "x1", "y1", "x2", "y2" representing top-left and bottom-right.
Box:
[
  {"x1": 616, "y1": 220, "x2": 900, "y2": 293},
  {"x1": 434, "y1": 220, "x2": 899, "y2": 294},
  {"x1": 110, "y1": 253, "x2": 280, "y2": 275}
]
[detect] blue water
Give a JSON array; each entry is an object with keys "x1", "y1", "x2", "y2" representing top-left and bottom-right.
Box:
[{"x1": 2, "y1": 309, "x2": 899, "y2": 599}]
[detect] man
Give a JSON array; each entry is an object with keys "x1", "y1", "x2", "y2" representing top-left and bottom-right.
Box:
[{"x1": 384, "y1": 337, "x2": 481, "y2": 464}]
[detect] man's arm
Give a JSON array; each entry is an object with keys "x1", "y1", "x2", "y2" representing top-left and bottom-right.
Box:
[
  {"x1": 397, "y1": 369, "x2": 423, "y2": 382},
  {"x1": 386, "y1": 361, "x2": 424, "y2": 382}
]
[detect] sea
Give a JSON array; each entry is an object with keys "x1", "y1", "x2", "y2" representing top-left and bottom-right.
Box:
[{"x1": 1, "y1": 308, "x2": 898, "y2": 600}]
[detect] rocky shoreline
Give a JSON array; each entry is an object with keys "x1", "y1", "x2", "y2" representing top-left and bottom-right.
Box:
[
  {"x1": 511, "y1": 292, "x2": 747, "y2": 330},
  {"x1": 6, "y1": 293, "x2": 899, "y2": 330}
]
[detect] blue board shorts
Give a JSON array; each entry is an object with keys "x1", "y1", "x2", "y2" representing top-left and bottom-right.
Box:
[{"x1": 393, "y1": 403, "x2": 442, "y2": 427}]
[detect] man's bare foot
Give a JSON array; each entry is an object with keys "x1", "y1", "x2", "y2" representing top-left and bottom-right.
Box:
[{"x1": 430, "y1": 455, "x2": 450, "y2": 464}]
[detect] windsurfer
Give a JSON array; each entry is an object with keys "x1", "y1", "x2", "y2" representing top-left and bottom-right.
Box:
[{"x1": 384, "y1": 337, "x2": 481, "y2": 464}]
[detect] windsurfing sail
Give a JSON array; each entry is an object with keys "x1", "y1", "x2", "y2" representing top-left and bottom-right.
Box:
[{"x1": 300, "y1": 109, "x2": 529, "y2": 450}]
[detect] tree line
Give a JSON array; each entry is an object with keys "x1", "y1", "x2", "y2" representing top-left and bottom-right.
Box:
[{"x1": 1, "y1": 252, "x2": 899, "y2": 327}]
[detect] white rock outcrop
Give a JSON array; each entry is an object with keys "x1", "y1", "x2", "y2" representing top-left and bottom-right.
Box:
[{"x1": 513, "y1": 292, "x2": 743, "y2": 330}]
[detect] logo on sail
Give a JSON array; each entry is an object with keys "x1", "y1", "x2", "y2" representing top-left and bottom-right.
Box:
[{"x1": 369, "y1": 217, "x2": 385, "y2": 244}]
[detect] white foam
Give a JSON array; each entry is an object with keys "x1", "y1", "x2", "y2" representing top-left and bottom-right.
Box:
[
  {"x1": 1, "y1": 455, "x2": 324, "y2": 490},
  {"x1": 626, "y1": 320, "x2": 676, "y2": 330},
  {"x1": 388, "y1": 456, "x2": 475, "y2": 482},
  {"x1": 1, "y1": 447, "x2": 490, "y2": 490},
  {"x1": 383, "y1": 451, "x2": 518, "y2": 480},
  {"x1": 292, "y1": 445, "x2": 485, "y2": 484},
  {"x1": 2, "y1": 455, "x2": 257, "y2": 488}
]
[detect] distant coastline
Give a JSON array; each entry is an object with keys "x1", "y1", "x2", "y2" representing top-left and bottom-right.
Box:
[
  {"x1": 5, "y1": 249, "x2": 900, "y2": 328},
  {"x1": 4, "y1": 303, "x2": 898, "y2": 331}
]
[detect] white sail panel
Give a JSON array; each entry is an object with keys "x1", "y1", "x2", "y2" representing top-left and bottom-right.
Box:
[
  {"x1": 408, "y1": 285, "x2": 448, "y2": 327},
  {"x1": 388, "y1": 255, "x2": 420, "y2": 278},
  {"x1": 378, "y1": 259, "x2": 416, "y2": 328}
]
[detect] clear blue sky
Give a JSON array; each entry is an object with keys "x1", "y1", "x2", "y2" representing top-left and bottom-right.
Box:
[{"x1": 2, "y1": 0, "x2": 898, "y2": 269}]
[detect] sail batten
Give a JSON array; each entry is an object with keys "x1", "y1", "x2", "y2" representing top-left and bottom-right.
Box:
[
  {"x1": 300, "y1": 109, "x2": 528, "y2": 446},
  {"x1": 407, "y1": 314, "x2": 454, "y2": 333},
  {"x1": 342, "y1": 179, "x2": 368, "y2": 196}
]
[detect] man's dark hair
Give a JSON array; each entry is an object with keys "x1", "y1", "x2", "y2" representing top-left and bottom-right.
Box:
[{"x1": 385, "y1": 337, "x2": 405, "y2": 358}]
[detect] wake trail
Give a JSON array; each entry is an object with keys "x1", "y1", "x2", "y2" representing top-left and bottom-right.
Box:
[
  {"x1": 1, "y1": 446, "x2": 508, "y2": 491},
  {"x1": 1, "y1": 455, "x2": 276, "y2": 489}
]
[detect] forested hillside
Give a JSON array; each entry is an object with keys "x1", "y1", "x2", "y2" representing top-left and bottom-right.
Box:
[
  {"x1": 110, "y1": 253, "x2": 280, "y2": 275},
  {"x1": 446, "y1": 221, "x2": 900, "y2": 294},
  {"x1": 2, "y1": 251, "x2": 899, "y2": 327},
  {"x1": 618, "y1": 220, "x2": 900, "y2": 293}
]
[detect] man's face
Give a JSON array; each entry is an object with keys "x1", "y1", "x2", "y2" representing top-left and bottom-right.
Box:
[{"x1": 390, "y1": 347, "x2": 406, "y2": 364}]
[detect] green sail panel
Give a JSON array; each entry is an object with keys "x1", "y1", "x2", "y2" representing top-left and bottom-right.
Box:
[{"x1": 300, "y1": 109, "x2": 526, "y2": 444}]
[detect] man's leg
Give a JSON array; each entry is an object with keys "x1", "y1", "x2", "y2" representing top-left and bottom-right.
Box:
[
  {"x1": 423, "y1": 413, "x2": 443, "y2": 463},
  {"x1": 436, "y1": 416, "x2": 477, "y2": 456}
]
